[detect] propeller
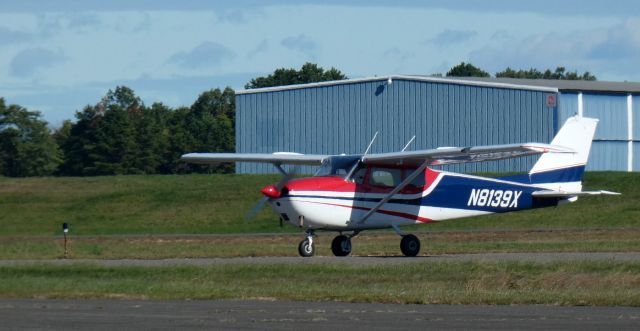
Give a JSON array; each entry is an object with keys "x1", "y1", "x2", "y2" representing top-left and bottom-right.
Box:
[{"x1": 244, "y1": 166, "x2": 299, "y2": 220}]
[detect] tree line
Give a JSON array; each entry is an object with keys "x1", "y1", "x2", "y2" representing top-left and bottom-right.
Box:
[
  {"x1": 1, "y1": 62, "x2": 595, "y2": 177},
  {"x1": 0, "y1": 63, "x2": 346, "y2": 177},
  {"x1": 445, "y1": 62, "x2": 596, "y2": 80}
]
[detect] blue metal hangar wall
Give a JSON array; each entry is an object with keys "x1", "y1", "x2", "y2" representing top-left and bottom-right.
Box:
[
  {"x1": 458, "y1": 78, "x2": 640, "y2": 172},
  {"x1": 235, "y1": 75, "x2": 640, "y2": 173}
]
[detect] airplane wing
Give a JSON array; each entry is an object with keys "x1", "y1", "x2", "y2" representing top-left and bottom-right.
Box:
[
  {"x1": 361, "y1": 143, "x2": 574, "y2": 166},
  {"x1": 181, "y1": 152, "x2": 328, "y2": 165},
  {"x1": 532, "y1": 190, "x2": 621, "y2": 198}
]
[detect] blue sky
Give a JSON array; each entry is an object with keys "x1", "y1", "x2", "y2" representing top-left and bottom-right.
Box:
[{"x1": 2, "y1": 0, "x2": 640, "y2": 126}]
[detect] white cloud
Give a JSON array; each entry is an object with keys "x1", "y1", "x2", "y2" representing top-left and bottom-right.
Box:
[
  {"x1": 9, "y1": 47, "x2": 67, "y2": 77},
  {"x1": 428, "y1": 29, "x2": 477, "y2": 46},
  {"x1": 281, "y1": 34, "x2": 318, "y2": 59},
  {"x1": 168, "y1": 41, "x2": 236, "y2": 69},
  {"x1": 470, "y1": 19, "x2": 640, "y2": 79}
]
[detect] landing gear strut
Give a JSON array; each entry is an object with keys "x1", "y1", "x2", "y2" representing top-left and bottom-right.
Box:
[{"x1": 298, "y1": 230, "x2": 315, "y2": 257}]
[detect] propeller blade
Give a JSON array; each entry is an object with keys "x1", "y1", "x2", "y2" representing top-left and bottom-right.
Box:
[
  {"x1": 275, "y1": 165, "x2": 299, "y2": 191},
  {"x1": 245, "y1": 197, "x2": 269, "y2": 220},
  {"x1": 245, "y1": 166, "x2": 299, "y2": 221}
]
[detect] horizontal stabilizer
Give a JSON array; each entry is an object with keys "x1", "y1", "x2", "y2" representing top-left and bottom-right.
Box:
[{"x1": 532, "y1": 190, "x2": 621, "y2": 198}]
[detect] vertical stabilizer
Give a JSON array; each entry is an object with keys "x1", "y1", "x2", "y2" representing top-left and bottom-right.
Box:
[{"x1": 528, "y1": 116, "x2": 598, "y2": 191}]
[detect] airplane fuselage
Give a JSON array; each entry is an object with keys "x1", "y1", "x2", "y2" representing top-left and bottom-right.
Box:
[{"x1": 269, "y1": 166, "x2": 561, "y2": 231}]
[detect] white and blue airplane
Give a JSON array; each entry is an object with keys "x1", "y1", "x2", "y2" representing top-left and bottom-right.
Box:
[{"x1": 182, "y1": 116, "x2": 619, "y2": 257}]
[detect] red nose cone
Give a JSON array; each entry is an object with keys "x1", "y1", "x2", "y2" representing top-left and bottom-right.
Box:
[{"x1": 260, "y1": 185, "x2": 281, "y2": 199}]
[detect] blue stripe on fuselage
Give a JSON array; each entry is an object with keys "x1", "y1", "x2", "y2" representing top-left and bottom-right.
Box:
[
  {"x1": 420, "y1": 174, "x2": 536, "y2": 212},
  {"x1": 498, "y1": 165, "x2": 585, "y2": 184}
]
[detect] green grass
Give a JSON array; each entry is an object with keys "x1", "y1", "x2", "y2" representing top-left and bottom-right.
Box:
[
  {"x1": 0, "y1": 174, "x2": 282, "y2": 235},
  {"x1": 1, "y1": 229, "x2": 639, "y2": 259},
  {"x1": 0, "y1": 172, "x2": 638, "y2": 236},
  {"x1": 1, "y1": 261, "x2": 639, "y2": 306}
]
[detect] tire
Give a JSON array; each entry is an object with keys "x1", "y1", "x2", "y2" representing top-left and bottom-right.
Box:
[
  {"x1": 400, "y1": 234, "x2": 420, "y2": 257},
  {"x1": 331, "y1": 235, "x2": 352, "y2": 257},
  {"x1": 298, "y1": 238, "x2": 315, "y2": 257}
]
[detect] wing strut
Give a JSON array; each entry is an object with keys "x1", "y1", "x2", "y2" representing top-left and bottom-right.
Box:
[{"x1": 355, "y1": 160, "x2": 430, "y2": 225}]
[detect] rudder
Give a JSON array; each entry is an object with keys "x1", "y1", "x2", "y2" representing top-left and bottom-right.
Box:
[{"x1": 528, "y1": 116, "x2": 598, "y2": 191}]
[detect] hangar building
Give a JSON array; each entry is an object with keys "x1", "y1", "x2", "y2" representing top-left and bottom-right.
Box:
[{"x1": 235, "y1": 76, "x2": 640, "y2": 173}]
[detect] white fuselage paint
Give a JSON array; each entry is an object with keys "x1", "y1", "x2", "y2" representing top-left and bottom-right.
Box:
[{"x1": 269, "y1": 170, "x2": 573, "y2": 231}]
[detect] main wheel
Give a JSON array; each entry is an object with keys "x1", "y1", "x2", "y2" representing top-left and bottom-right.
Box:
[
  {"x1": 400, "y1": 234, "x2": 420, "y2": 257},
  {"x1": 298, "y1": 238, "x2": 315, "y2": 257},
  {"x1": 331, "y1": 235, "x2": 352, "y2": 257}
]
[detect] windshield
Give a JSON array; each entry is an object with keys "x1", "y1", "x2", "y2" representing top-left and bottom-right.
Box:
[{"x1": 314, "y1": 155, "x2": 361, "y2": 178}]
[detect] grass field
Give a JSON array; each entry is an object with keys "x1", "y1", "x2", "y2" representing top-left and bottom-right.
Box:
[
  {"x1": 0, "y1": 172, "x2": 638, "y2": 236},
  {"x1": 2, "y1": 229, "x2": 639, "y2": 259},
  {"x1": 1, "y1": 261, "x2": 640, "y2": 306},
  {"x1": 1, "y1": 172, "x2": 639, "y2": 306}
]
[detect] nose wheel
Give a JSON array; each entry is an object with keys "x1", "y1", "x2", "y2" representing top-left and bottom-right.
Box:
[
  {"x1": 331, "y1": 235, "x2": 352, "y2": 256},
  {"x1": 298, "y1": 230, "x2": 315, "y2": 257}
]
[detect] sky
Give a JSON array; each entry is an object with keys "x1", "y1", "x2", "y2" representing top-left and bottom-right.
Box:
[{"x1": 2, "y1": 0, "x2": 640, "y2": 126}]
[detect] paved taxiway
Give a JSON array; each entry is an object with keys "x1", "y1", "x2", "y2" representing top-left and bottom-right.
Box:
[
  {"x1": 1, "y1": 299, "x2": 639, "y2": 330},
  {"x1": 1, "y1": 252, "x2": 639, "y2": 267}
]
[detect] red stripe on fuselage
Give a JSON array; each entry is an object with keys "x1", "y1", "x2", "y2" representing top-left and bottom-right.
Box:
[
  {"x1": 296, "y1": 200, "x2": 434, "y2": 223},
  {"x1": 284, "y1": 167, "x2": 443, "y2": 194}
]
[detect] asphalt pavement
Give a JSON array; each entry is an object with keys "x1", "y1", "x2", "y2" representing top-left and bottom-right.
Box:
[{"x1": 1, "y1": 299, "x2": 639, "y2": 330}]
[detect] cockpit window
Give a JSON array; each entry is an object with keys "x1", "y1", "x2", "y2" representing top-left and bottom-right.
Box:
[
  {"x1": 369, "y1": 168, "x2": 402, "y2": 187},
  {"x1": 314, "y1": 155, "x2": 361, "y2": 178}
]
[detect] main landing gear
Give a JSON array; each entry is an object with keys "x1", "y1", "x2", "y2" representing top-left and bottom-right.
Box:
[
  {"x1": 393, "y1": 224, "x2": 421, "y2": 257},
  {"x1": 331, "y1": 234, "x2": 355, "y2": 257},
  {"x1": 400, "y1": 234, "x2": 421, "y2": 257},
  {"x1": 297, "y1": 228, "x2": 421, "y2": 257}
]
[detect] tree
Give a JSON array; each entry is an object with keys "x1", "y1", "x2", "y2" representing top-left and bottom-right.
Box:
[
  {"x1": 59, "y1": 86, "x2": 143, "y2": 175},
  {"x1": 167, "y1": 87, "x2": 236, "y2": 173},
  {"x1": 496, "y1": 66, "x2": 596, "y2": 80},
  {"x1": 245, "y1": 62, "x2": 347, "y2": 89},
  {"x1": 446, "y1": 62, "x2": 490, "y2": 77},
  {"x1": 133, "y1": 102, "x2": 170, "y2": 174},
  {"x1": 0, "y1": 98, "x2": 61, "y2": 177}
]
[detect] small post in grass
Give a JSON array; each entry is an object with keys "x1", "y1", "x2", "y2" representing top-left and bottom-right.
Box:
[{"x1": 62, "y1": 223, "x2": 69, "y2": 258}]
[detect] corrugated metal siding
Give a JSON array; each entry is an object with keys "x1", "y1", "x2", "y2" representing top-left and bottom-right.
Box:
[
  {"x1": 237, "y1": 79, "x2": 557, "y2": 174},
  {"x1": 582, "y1": 94, "x2": 628, "y2": 140},
  {"x1": 588, "y1": 141, "x2": 628, "y2": 171},
  {"x1": 580, "y1": 93, "x2": 629, "y2": 171},
  {"x1": 558, "y1": 93, "x2": 578, "y2": 125},
  {"x1": 634, "y1": 95, "x2": 639, "y2": 171},
  {"x1": 634, "y1": 143, "x2": 640, "y2": 171},
  {"x1": 633, "y1": 95, "x2": 640, "y2": 140}
]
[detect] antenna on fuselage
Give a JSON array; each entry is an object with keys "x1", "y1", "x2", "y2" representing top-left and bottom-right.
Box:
[
  {"x1": 363, "y1": 131, "x2": 379, "y2": 155},
  {"x1": 401, "y1": 135, "x2": 416, "y2": 152}
]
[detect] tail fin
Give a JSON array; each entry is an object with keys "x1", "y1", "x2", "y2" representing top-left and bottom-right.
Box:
[{"x1": 528, "y1": 116, "x2": 598, "y2": 191}]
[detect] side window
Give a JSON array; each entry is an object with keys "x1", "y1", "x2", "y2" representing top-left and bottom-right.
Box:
[
  {"x1": 406, "y1": 169, "x2": 426, "y2": 188},
  {"x1": 369, "y1": 168, "x2": 402, "y2": 187},
  {"x1": 352, "y1": 168, "x2": 367, "y2": 184}
]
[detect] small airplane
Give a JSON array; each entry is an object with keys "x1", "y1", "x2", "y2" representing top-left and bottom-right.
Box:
[{"x1": 182, "y1": 116, "x2": 619, "y2": 257}]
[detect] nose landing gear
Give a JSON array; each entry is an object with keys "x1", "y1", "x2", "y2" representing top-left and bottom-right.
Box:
[{"x1": 298, "y1": 230, "x2": 316, "y2": 257}]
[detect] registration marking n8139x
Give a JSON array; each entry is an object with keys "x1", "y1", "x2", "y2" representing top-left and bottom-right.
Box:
[{"x1": 467, "y1": 189, "x2": 522, "y2": 208}]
